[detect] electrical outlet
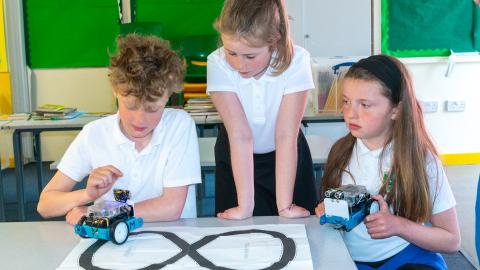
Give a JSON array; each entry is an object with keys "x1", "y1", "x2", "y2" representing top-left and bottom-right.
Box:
[
  {"x1": 421, "y1": 101, "x2": 438, "y2": 113},
  {"x1": 446, "y1": 100, "x2": 466, "y2": 112}
]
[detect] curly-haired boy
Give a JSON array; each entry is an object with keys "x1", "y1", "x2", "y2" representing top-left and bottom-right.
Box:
[{"x1": 38, "y1": 34, "x2": 201, "y2": 223}]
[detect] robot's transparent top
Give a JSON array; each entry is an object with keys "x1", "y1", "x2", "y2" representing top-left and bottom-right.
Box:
[
  {"x1": 87, "y1": 201, "x2": 127, "y2": 218},
  {"x1": 324, "y1": 184, "x2": 369, "y2": 207}
]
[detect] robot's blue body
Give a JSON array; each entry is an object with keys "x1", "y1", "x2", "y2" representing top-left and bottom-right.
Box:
[
  {"x1": 319, "y1": 185, "x2": 378, "y2": 232},
  {"x1": 75, "y1": 216, "x2": 143, "y2": 241}
]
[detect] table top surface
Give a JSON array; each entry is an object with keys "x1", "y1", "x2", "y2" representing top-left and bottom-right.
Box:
[
  {"x1": 0, "y1": 216, "x2": 355, "y2": 270},
  {"x1": 0, "y1": 112, "x2": 343, "y2": 131}
]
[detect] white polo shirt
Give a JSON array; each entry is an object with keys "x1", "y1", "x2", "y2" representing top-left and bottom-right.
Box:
[
  {"x1": 58, "y1": 109, "x2": 202, "y2": 218},
  {"x1": 341, "y1": 138, "x2": 456, "y2": 262},
  {"x1": 207, "y1": 45, "x2": 315, "y2": 153}
]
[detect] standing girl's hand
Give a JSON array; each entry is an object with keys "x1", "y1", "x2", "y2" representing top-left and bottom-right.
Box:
[
  {"x1": 278, "y1": 204, "x2": 310, "y2": 218},
  {"x1": 85, "y1": 165, "x2": 123, "y2": 202},
  {"x1": 364, "y1": 195, "x2": 405, "y2": 239},
  {"x1": 217, "y1": 206, "x2": 253, "y2": 220}
]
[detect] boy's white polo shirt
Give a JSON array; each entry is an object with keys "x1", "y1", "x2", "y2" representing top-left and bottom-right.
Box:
[
  {"x1": 58, "y1": 109, "x2": 201, "y2": 217},
  {"x1": 207, "y1": 45, "x2": 315, "y2": 153},
  {"x1": 341, "y1": 138, "x2": 456, "y2": 262}
]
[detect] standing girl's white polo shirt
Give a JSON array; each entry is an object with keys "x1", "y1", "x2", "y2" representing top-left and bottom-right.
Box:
[
  {"x1": 207, "y1": 45, "x2": 314, "y2": 153},
  {"x1": 57, "y1": 109, "x2": 201, "y2": 216}
]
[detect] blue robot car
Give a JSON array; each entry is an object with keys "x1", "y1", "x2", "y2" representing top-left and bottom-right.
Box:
[
  {"x1": 319, "y1": 185, "x2": 379, "y2": 231},
  {"x1": 74, "y1": 189, "x2": 144, "y2": 245}
]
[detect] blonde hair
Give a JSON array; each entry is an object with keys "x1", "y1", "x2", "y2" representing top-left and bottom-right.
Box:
[
  {"x1": 214, "y1": 0, "x2": 293, "y2": 76},
  {"x1": 321, "y1": 55, "x2": 438, "y2": 222},
  {"x1": 109, "y1": 34, "x2": 185, "y2": 102}
]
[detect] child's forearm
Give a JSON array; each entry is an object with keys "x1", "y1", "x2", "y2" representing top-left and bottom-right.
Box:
[
  {"x1": 37, "y1": 189, "x2": 92, "y2": 218},
  {"x1": 134, "y1": 186, "x2": 188, "y2": 222},
  {"x1": 275, "y1": 134, "x2": 297, "y2": 210},
  {"x1": 229, "y1": 136, "x2": 255, "y2": 211},
  {"x1": 396, "y1": 213, "x2": 460, "y2": 253}
]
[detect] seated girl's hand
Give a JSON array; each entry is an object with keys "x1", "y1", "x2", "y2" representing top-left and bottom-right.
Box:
[
  {"x1": 364, "y1": 195, "x2": 404, "y2": 239},
  {"x1": 217, "y1": 206, "x2": 253, "y2": 220},
  {"x1": 315, "y1": 202, "x2": 325, "y2": 217},
  {"x1": 66, "y1": 206, "x2": 87, "y2": 225},
  {"x1": 278, "y1": 204, "x2": 310, "y2": 218}
]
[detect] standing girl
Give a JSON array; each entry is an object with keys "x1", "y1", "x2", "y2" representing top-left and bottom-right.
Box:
[
  {"x1": 315, "y1": 55, "x2": 460, "y2": 269},
  {"x1": 207, "y1": 0, "x2": 317, "y2": 219}
]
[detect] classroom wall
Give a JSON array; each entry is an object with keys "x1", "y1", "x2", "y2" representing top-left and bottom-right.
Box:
[
  {"x1": 32, "y1": 68, "x2": 116, "y2": 162},
  {"x1": 2, "y1": 0, "x2": 480, "y2": 164},
  {"x1": 406, "y1": 61, "x2": 480, "y2": 154}
]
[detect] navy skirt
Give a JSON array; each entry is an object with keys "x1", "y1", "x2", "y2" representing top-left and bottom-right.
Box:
[{"x1": 214, "y1": 125, "x2": 317, "y2": 216}]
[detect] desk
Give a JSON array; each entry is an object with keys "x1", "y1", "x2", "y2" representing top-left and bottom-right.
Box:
[
  {"x1": 0, "y1": 216, "x2": 356, "y2": 269},
  {"x1": 1, "y1": 116, "x2": 102, "y2": 220},
  {"x1": 1, "y1": 113, "x2": 342, "y2": 221},
  {"x1": 206, "y1": 113, "x2": 344, "y2": 126},
  {"x1": 0, "y1": 120, "x2": 8, "y2": 221}
]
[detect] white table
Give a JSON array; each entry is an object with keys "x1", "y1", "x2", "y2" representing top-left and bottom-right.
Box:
[
  {"x1": 0, "y1": 116, "x2": 102, "y2": 220},
  {"x1": 0, "y1": 112, "x2": 341, "y2": 221},
  {"x1": 0, "y1": 115, "x2": 210, "y2": 221},
  {"x1": 0, "y1": 216, "x2": 355, "y2": 269}
]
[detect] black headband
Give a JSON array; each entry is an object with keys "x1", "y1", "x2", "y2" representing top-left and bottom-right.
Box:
[{"x1": 351, "y1": 55, "x2": 402, "y2": 104}]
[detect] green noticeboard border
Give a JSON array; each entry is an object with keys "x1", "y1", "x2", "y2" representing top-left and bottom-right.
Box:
[
  {"x1": 381, "y1": 0, "x2": 480, "y2": 57},
  {"x1": 24, "y1": 0, "x2": 120, "y2": 68}
]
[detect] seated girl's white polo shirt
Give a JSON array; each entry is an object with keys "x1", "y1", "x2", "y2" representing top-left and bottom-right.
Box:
[
  {"x1": 58, "y1": 109, "x2": 202, "y2": 217},
  {"x1": 341, "y1": 139, "x2": 456, "y2": 262},
  {"x1": 207, "y1": 45, "x2": 315, "y2": 153}
]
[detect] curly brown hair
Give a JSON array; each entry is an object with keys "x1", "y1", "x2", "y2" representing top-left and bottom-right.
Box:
[{"x1": 109, "y1": 34, "x2": 185, "y2": 102}]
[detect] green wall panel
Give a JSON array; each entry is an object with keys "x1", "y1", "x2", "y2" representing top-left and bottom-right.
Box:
[
  {"x1": 134, "y1": 0, "x2": 223, "y2": 41},
  {"x1": 24, "y1": 0, "x2": 120, "y2": 68}
]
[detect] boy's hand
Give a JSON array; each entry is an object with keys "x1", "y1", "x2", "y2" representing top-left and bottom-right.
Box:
[
  {"x1": 315, "y1": 202, "x2": 325, "y2": 217},
  {"x1": 86, "y1": 165, "x2": 123, "y2": 202},
  {"x1": 364, "y1": 195, "x2": 404, "y2": 239},
  {"x1": 278, "y1": 204, "x2": 310, "y2": 218},
  {"x1": 66, "y1": 206, "x2": 87, "y2": 225},
  {"x1": 217, "y1": 206, "x2": 253, "y2": 220}
]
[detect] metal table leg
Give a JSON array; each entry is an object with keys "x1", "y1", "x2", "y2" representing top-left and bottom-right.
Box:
[
  {"x1": 34, "y1": 131, "x2": 44, "y2": 195},
  {"x1": 0, "y1": 151, "x2": 5, "y2": 221},
  {"x1": 13, "y1": 130, "x2": 25, "y2": 221}
]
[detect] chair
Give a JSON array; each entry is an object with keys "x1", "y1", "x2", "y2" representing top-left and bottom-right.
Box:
[{"x1": 305, "y1": 135, "x2": 334, "y2": 191}]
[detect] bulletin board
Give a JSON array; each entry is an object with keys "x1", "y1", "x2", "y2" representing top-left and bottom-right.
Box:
[
  {"x1": 23, "y1": 0, "x2": 120, "y2": 68},
  {"x1": 133, "y1": 0, "x2": 223, "y2": 42},
  {"x1": 23, "y1": 0, "x2": 223, "y2": 68},
  {"x1": 382, "y1": 0, "x2": 480, "y2": 57}
]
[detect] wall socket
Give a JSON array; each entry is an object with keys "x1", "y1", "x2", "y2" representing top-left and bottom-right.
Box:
[
  {"x1": 421, "y1": 101, "x2": 438, "y2": 113},
  {"x1": 445, "y1": 100, "x2": 466, "y2": 112}
]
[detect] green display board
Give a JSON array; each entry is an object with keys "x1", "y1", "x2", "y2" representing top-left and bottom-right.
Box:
[
  {"x1": 382, "y1": 0, "x2": 480, "y2": 57},
  {"x1": 134, "y1": 0, "x2": 223, "y2": 42},
  {"x1": 24, "y1": 0, "x2": 223, "y2": 68},
  {"x1": 24, "y1": 0, "x2": 120, "y2": 68}
]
